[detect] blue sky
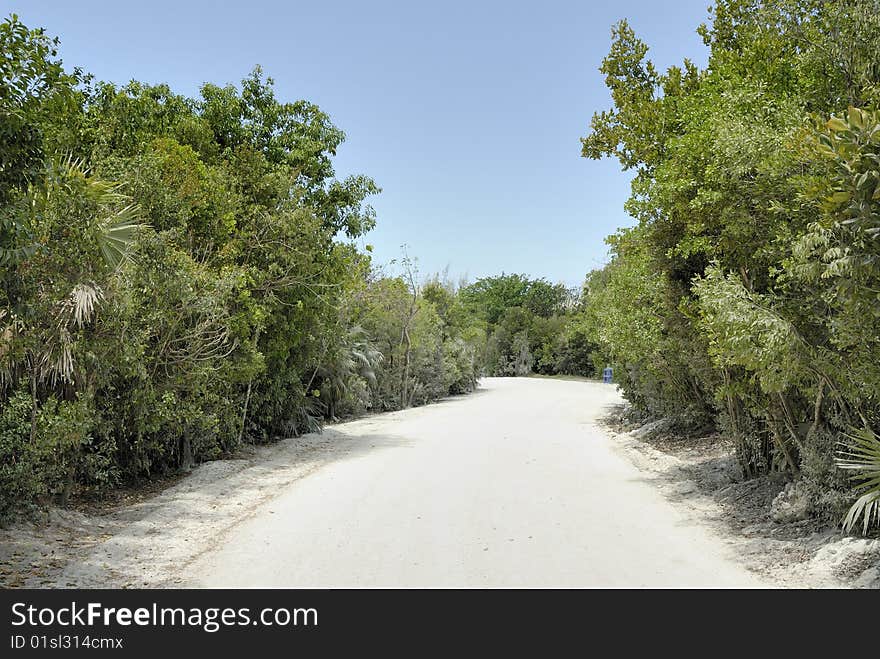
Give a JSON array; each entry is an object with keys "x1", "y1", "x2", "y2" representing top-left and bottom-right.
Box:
[{"x1": 8, "y1": 0, "x2": 710, "y2": 286}]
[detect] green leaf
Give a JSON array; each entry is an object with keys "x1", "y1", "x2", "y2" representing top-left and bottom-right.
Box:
[
  {"x1": 848, "y1": 107, "x2": 865, "y2": 131},
  {"x1": 96, "y1": 205, "x2": 145, "y2": 268}
]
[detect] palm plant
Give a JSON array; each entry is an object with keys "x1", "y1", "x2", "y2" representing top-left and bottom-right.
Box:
[
  {"x1": 1, "y1": 156, "x2": 145, "y2": 393},
  {"x1": 316, "y1": 325, "x2": 383, "y2": 419},
  {"x1": 50, "y1": 155, "x2": 144, "y2": 268},
  {"x1": 837, "y1": 427, "x2": 880, "y2": 535},
  {"x1": 38, "y1": 158, "x2": 144, "y2": 386}
]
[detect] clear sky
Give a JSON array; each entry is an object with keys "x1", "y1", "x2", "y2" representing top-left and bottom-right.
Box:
[{"x1": 7, "y1": 0, "x2": 711, "y2": 286}]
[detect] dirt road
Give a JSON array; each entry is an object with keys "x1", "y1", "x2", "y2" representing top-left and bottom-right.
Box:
[
  {"x1": 6, "y1": 378, "x2": 776, "y2": 588},
  {"x1": 179, "y1": 378, "x2": 764, "y2": 587}
]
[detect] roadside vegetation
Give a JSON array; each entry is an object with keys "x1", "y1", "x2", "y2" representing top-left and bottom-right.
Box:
[
  {"x1": 580, "y1": 0, "x2": 880, "y2": 533},
  {"x1": 7, "y1": 0, "x2": 876, "y2": 539},
  {"x1": 459, "y1": 273, "x2": 601, "y2": 379},
  {"x1": 0, "y1": 16, "x2": 597, "y2": 519}
]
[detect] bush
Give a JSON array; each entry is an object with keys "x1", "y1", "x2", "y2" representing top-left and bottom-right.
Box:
[{"x1": 0, "y1": 389, "x2": 42, "y2": 519}]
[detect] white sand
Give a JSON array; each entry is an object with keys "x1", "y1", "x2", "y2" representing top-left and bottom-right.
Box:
[{"x1": 13, "y1": 377, "x2": 872, "y2": 588}]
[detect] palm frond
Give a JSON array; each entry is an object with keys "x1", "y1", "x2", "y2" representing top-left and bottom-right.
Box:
[
  {"x1": 836, "y1": 427, "x2": 880, "y2": 534},
  {"x1": 39, "y1": 326, "x2": 74, "y2": 386},
  {"x1": 63, "y1": 282, "x2": 104, "y2": 328},
  {"x1": 0, "y1": 309, "x2": 22, "y2": 391},
  {"x1": 841, "y1": 492, "x2": 880, "y2": 536},
  {"x1": 96, "y1": 204, "x2": 144, "y2": 268},
  {"x1": 53, "y1": 153, "x2": 148, "y2": 268}
]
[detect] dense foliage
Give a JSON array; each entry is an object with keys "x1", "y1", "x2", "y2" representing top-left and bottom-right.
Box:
[
  {"x1": 459, "y1": 273, "x2": 600, "y2": 378},
  {"x1": 581, "y1": 0, "x2": 880, "y2": 532},
  {"x1": 0, "y1": 15, "x2": 599, "y2": 519},
  {"x1": 0, "y1": 17, "x2": 463, "y2": 518}
]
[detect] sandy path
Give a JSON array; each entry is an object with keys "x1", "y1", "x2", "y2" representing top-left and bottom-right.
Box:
[{"x1": 177, "y1": 378, "x2": 765, "y2": 587}]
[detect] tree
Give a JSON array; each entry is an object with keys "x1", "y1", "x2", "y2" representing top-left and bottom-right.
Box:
[{"x1": 580, "y1": 0, "x2": 880, "y2": 528}]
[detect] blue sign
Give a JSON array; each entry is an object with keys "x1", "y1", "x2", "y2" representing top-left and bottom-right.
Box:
[{"x1": 602, "y1": 367, "x2": 613, "y2": 384}]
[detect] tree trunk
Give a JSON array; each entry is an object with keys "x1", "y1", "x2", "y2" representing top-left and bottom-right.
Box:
[
  {"x1": 238, "y1": 327, "x2": 260, "y2": 446},
  {"x1": 766, "y1": 407, "x2": 800, "y2": 475}
]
